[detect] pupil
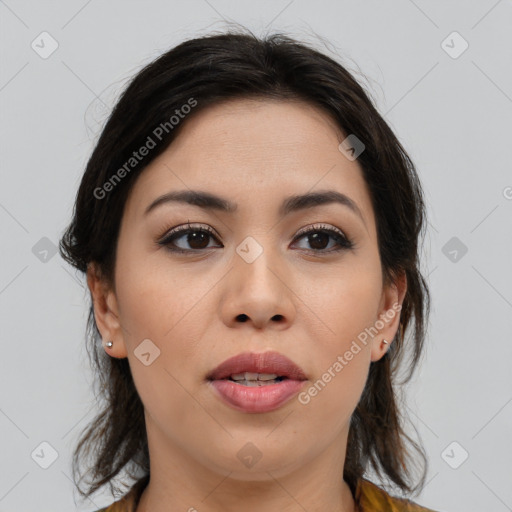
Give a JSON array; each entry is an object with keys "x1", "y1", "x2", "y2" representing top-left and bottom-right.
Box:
[
  {"x1": 309, "y1": 232, "x2": 328, "y2": 250},
  {"x1": 188, "y1": 232, "x2": 209, "y2": 249}
]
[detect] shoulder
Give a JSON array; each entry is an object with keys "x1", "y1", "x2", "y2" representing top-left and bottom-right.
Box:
[
  {"x1": 90, "y1": 499, "x2": 132, "y2": 512},
  {"x1": 89, "y1": 487, "x2": 139, "y2": 512},
  {"x1": 90, "y1": 475, "x2": 149, "y2": 512},
  {"x1": 356, "y1": 478, "x2": 440, "y2": 512},
  {"x1": 90, "y1": 502, "x2": 130, "y2": 512}
]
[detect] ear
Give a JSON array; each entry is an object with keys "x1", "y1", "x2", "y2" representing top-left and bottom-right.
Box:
[
  {"x1": 370, "y1": 271, "x2": 407, "y2": 363},
  {"x1": 86, "y1": 262, "x2": 128, "y2": 359}
]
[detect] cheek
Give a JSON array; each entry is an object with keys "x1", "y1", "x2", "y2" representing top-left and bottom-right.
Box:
[
  {"x1": 113, "y1": 245, "x2": 216, "y2": 402},
  {"x1": 304, "y1": 254, "x2": 382, "y2": 341},
  {"x1": 296, "y1": 353, "x2": 370, "y2": 444},
  {"x1": 292, "y1": 257, "x2": 380, "y2": 427},
  {"x1": 114, "y1": 266, "x2": 208, "y2": 433},
  {"x1": 114, "y1": 238, "x2": 208, "y2": 341},
  {"x1": 297, "y1": 276, "x2": 376, "y2": 432}
]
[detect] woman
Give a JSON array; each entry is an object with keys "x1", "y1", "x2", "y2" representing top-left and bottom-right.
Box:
[{"x1": 60, "y1": 29, "x2": 438, "y2": 512}]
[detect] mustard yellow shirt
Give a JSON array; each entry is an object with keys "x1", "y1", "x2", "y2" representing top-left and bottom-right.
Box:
[{"x1": 94, "y1": 477, "x2": 439, "y2": 511}]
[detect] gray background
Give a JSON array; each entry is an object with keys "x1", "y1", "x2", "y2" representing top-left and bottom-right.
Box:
[{"x1": 1, "y1": 1, "x2": 511, "y2": 511}]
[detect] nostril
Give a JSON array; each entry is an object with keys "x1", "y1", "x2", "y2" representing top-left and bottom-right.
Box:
[{"x1": 236, "y1": 314, "x2": 249, "y2": 322}]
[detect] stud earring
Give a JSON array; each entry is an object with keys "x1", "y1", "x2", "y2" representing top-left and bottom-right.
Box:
[
  {"x1": 106, "y1": 340, "x2": 113, "y2": 348},
  {"x1": 382, "y1": 339, "x2": 389, "y2": 345}
]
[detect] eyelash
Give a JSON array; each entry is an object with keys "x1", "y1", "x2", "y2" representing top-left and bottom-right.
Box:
[{"x1": 157, "y1": 222, "x2": 354, "y2": 255}]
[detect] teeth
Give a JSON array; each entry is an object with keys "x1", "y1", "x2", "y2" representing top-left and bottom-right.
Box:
[
  {"x1": 230, "y1": 372, "x2": 280, "y2": 381},
  {"x1": 237, "y1": 380, "x2": 278, "y2": 387},
  {"x1": 257, "y1": 373, "x2": 280, "y2": 381}
]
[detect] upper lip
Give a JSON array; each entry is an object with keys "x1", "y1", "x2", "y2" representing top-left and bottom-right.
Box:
[{"x1": 206, "y1": 351, "x2": 308, "y2": 381}]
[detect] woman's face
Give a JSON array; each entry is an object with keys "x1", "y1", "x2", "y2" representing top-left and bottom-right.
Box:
[{"x1": 89, "y1": 98, "x2": 405, "y2": 485}]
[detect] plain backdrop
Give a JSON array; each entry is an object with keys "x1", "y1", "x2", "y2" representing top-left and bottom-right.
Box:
[{"x1": 1, "y1": 1, "x2": 511, "y2": 511}]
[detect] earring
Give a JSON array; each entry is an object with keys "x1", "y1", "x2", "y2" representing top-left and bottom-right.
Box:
[
  {"x1": 106, "y1": 340, "x2": 113, "y2": 348},
  {"x1": 382, "y1": 339, "x2": 389, "y2": 345}
]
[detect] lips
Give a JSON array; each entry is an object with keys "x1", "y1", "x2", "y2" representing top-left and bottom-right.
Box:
[
  {"x1": 206, "y1": 351, "x2": 308, "y2": 413},
  {"x1": 206, "y1": 351, "x2": 308, "y2": 382}
]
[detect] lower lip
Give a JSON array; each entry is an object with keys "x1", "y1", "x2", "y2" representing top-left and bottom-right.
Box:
[{"x1": 208, "y1": 379, "x2": 306, "y2": 413}]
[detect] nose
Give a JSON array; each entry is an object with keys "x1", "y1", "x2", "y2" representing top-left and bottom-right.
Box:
[{"x1": 219, "y1": 244, "x2": 296, "y2": 330}]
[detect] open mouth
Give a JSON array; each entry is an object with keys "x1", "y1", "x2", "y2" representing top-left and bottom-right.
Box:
[
  {"x1": 223, "y1": 373, "x2": 288, "y2": 386},
  {"x1": 206, "y1": 351, "x2": 308, "y2": 412}
]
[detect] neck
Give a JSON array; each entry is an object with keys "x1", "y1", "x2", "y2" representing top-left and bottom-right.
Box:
[{"x1": 135, "y1": 417, "x2": 357, "y2": 512}]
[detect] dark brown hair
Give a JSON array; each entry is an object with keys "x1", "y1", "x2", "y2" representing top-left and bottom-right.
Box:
[{"x1": 60, "y1": 27, "x2": 431, "y2": 501}]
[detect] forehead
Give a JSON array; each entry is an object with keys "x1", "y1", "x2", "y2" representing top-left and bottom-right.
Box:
[
  {"x1": 124, "y1": 98, "x2": 375, "y2": 231},
  {"x1": 169, "y1": 97, "x2": 346, "y2": 159}
]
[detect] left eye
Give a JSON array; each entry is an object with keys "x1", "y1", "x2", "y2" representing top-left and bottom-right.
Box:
[
  {"x1": 158, "y1": 223, "x2": 354, "y2": 253},
  {"x1": 292, "y1": 226, "x2": 353, "y2": 252}
]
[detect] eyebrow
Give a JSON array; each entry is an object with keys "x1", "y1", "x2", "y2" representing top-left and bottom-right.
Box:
[{"x1": 144, "y1": 189, "x2": 366, "y2": 225}]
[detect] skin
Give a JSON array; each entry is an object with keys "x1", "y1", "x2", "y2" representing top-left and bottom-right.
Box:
[{"x1": 87, "y1": 98, "x2": 406, "y2": 512}]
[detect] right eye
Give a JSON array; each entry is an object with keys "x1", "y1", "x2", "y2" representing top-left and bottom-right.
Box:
[{"x1": 158, "y1": 223, "x2": 223, "y2": 253}]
